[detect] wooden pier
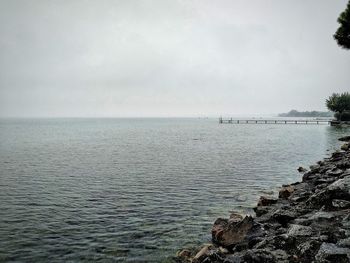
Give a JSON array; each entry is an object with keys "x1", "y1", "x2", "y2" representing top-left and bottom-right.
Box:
[{"x1": 219, "y1": 117, "x2": 331, "y2": 125}]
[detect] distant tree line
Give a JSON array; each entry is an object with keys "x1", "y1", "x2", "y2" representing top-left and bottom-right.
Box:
[{"x1": 278, "y1": 110, "x2": 333, "y2": 118}]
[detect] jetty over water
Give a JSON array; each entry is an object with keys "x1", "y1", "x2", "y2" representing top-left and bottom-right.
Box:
[{"x1": 219, "y1": 117, "x2": 332, "y2": 125}]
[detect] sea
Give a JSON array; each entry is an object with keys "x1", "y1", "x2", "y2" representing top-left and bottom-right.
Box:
[{"x1": 0, "y1": 118, "x2": 348, "y2": 262}]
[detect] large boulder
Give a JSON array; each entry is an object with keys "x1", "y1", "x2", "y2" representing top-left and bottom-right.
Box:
[
  {"x1": 307, "y1": 176, "x2": 350, "y2": 209},
  {"x1": 212, "y1": 215, "x2": 254, "y2": 247},
  {"x1": 328, "y1": 176, "x2": 350, "y2": 195}
]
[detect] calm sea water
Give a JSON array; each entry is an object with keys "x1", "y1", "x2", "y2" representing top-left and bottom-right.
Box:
[{"x1": 0, "y1": 118, "x2": 348, "y2": 262}]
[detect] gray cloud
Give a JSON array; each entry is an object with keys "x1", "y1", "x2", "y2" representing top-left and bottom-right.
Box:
[{"x1": 0, "y1": 0, "x2": 349, "y2": 117}]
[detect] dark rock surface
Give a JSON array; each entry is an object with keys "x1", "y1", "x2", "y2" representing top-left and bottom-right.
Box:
[{"x1": 175, "y1": 137, "x2": 350, "y2": 263}]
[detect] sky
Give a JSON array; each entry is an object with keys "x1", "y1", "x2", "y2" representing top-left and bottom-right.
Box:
[{"x1": 0, "y1": 0, "x2": 349, "y2": 118}]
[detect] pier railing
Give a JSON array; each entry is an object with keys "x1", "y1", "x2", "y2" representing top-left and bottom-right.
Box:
[{"x1": 219, "y1": 117, "x2": 332, "y2": 125}]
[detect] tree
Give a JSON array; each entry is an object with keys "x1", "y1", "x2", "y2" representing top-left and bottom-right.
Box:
[
  {"x1": 334, "y1": 0, "x2": 350, "y2": 49},
  {"x1": 326, "y1": 92, "x2": 350, "y2": 121}
]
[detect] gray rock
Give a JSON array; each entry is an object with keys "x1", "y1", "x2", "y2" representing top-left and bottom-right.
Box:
[
  {"x1": 338, "y1": 238, "x2": 350, "y2": 248},
  {"x1": 309, "y1": 211, "x2": 337, "y2": 221},
  {"x1": 287, "y1": 224, "x2": 313, "y2": 237},
  {"x1": 257, "y1": 196, "x2": 278, "y2": 207},
  {"x1": 342, "y1": 169, "x2": 350, "y2": 178},
  {"x1": 245, "y1": 223, "x2": 267, "y2": 248},
  {"x1": 272, "y1": 208, "x2": 297, "y2": 226},
  {"x1": 254, "y1": 206, "x2": 270, "y2": 217},
  {"x1": 314, "y1": 177, "x2": 337, "y2": 185},
  {"x1": 326, "y1": 168, "x2": 344, "y2": 176},
  {"x1": 223, "y1": 254, "x2": 242, "y2": 263},
  {"x1": 292, "y1": 211, "x2": 338, "y2": 229},
  {"x1": 310, "y1": 164, "x2": 321, "y2": 172},
  {"x1": 298, "y1": 166, "x2": 307, "y2": 173},
  {"x1": 297, "y1": 240, "x2": 321, "y2": 262},
  {"x1": 328, "y1": 176, "x2": 350, "y2": 195},
  {"x1": 332, "y1": 199, "x2": 350, "y2": 209},
  {"x1": 242, "y1": 249, "x2": 275, "y2": 263},
  {"x1": 315, "y1": 242, "x2": 350, "y2": 262},
  {"x1": 242, "y1": 249, "x2": 289, "y2": 263},
  {"x1": 332, "y1": 151, "x2": 345, "y2": 159},
  {"x1": 307, "y1": 176, "x2": 350, "y2": 208}
]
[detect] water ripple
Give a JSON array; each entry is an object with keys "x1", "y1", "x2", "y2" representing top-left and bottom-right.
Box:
[{"x1": 0, "y1": 118, "x2": 348, "y2": 262}]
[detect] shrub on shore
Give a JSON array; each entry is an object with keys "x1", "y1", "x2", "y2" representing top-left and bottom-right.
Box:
[{"x1": 326, "y1": 92, "x2": 350, "y2": 121}]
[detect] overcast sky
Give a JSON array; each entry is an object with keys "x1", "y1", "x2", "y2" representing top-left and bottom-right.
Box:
[{"x1": 0, "y1": 0, "x2": 349, "y2": 117}]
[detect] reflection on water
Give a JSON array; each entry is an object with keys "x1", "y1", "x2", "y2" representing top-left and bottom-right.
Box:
[{"x1": 0, "y1": 118, "x2": 348, "y2": 262}]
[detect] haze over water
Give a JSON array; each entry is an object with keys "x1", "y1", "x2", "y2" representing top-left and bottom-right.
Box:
[{"x1": 0, "y1": 118, "x2": 348, "y2": 262}]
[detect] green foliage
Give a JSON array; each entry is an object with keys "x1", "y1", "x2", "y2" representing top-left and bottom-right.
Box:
[
  {"x1": 326, "y1": 92, "x2": 350, "y2": 120},
  {"x1": 335, "y1": 111, "x2": 350, "y2": 121},
  {"x1": 334, "y1": 0, "x2": 350, "y2": 49}
]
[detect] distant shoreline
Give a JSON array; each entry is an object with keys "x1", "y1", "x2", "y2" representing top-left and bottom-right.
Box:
[{"x1": 278, "y1": 110, "x2": 333, "y2": 118}]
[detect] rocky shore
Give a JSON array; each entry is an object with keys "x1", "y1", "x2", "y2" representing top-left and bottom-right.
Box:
[{"x1": 175, "y1": 136, "x2": 350, "y2": 263}]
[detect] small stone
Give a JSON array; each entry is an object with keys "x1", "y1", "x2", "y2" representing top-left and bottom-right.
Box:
[
  {"x1": 219, "y1": 247, "x2": 229, "y2": 254},
  {"x1": 297, "y1": 166, "x2": 307, "y2": 173},
  {"x1": 341, "y1": 143, "x2": 349, "y2": 151}
]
